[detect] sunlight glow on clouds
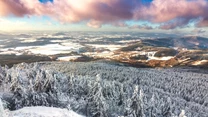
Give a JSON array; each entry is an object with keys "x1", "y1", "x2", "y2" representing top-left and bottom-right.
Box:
[
  {"x1": 0, "y1": 18, "x2": 28, "y2": 30},
  {"x1": 0, "y1": 0, "x2": 208, "y2": 31}
]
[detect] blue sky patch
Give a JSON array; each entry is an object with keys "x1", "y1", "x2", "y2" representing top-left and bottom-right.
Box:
[{"x1": 39, "y1": 0, "x2": 53, "y2": 3}]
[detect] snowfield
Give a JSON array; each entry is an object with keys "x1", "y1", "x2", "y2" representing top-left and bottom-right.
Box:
[
  {"x1": 7, "y1": 106, "x2": 83, "y2": 117},
  {"x1": 57, "y1": 55, "x2": 82, "y2": 61},
  {"x1": 0, "y1": 43, "x2": 83, "y2": 56},
  {"x1": 86, "y1": 44, "x2": 124, "y2": 51}
]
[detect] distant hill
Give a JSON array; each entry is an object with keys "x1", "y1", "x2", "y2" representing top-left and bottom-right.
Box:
[
  {"x1": 173, "y1": 36, "x2": 208, "y2": 49},
  {"x1": 120, "y1": 36, "x2": 208, "y2": 50},
  {"x1": 142, "y1": 37, "x2": 174, "y2": 47},
  {"x1": 145, "y1": 36, "x2": 208, "y2": 49}
]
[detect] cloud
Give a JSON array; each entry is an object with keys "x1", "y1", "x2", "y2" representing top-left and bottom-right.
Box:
[
  {"x1": 129, "y1": 24, "x2": 154, "y2": 30},
  {"x1": 0, "y1": 0, "x2": 208, "y2": 29},
  {"x1": 87, "y1": 20, "x2": 102, "y2": 28},
  {"x1": 134, "y1": 0, "x2": 208, "y2": 22},
  {"x1": 0, "y1": 18, "x2": 28, "y2": 30},
  {"x1": 0, "y1": 18, "x2": 3, "y2": 22},
  {"x1": 0, "y1": 0, "x2": 138, "y2": 28},
  {"x1": 134, "y1": 0, "x2": 208, "y2": 29},
  {"x1": 197, "y1": 17, "x2": 208, "y2": 27},
  {"x1": 159, "y1": 19, "x2": 190, "y2": 30},
  {"x1": 191, "y1": 28, "x2": 206, "y2": 34},
  {"x1": 0, "y1": 0, "x2": 31, "y2": 17},
  {"x1": 112, "y1": 22, "x2": 128, "y2": 27}
]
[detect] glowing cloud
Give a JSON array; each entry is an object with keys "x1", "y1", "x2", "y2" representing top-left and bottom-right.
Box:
[
  {"x1": 134, "y1": 0, "x2": 208, "y2": 29},
  {"x1": 0, "y1": 0, "x2": 208, "y2": 29}
]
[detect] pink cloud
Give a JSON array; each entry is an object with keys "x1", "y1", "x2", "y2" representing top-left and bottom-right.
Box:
[
  {"x1": 1, "y1": 0, "x2": 208, "y2": 29},
  {"x1": 0, "y1": 0, "x2": 137, "y2": 25},
  {"x1": 129, "y1": 24, "x2": 154, "y2": 30},
  {"x1": 197, "y1": 17, "x2": 208, "y2": 27},
  {"x1": 134, "y1": 0, "x2": 208, "y2": 29},
  {"x1": 134, "y1": 0, "x2": 208, "y2": 22},
  {"x1": 112, "y1": 22, "x2": 128, "y2": 27},
  {"x1": 87, "y1": 20, "x2": 102, "y2": 28},
  {"x1": 159, "y1": 19, "x2": 190, "y2": 30},
  {"x1": 0, "y1": 0, "x2": 31, "y2": 17}
]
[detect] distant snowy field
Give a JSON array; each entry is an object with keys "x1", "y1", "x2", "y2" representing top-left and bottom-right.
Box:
[{"x1": 0, "y1": 32, "x2": 178, "y2": 56}]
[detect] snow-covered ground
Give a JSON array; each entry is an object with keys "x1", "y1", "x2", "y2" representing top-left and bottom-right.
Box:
[
  {"x1": 28, "y1": 44, "x2": 82, "y2": 55},
  {"x1": 83, "y1": 51, "x2": 113, "y2": 58},
  {"x1": 19, "y1": 38, "x2": 38, "y2": 43},
  {"x1": 192, "y1": 60, "x2": 208, "y2": 65},
  {"x1": 86, "y1": 44, "x2": 124, "y2": 51},
  {"x1": 0, "y1": 43, "x2": 83, "y2": 56},
  {"x1": 9, "y1": 106, "x2": 83, "y2": 117},
  {"x1": 2, "y1": 106, "x2": 84, "y2": 117},
  {"x1": 0, "y1": 99, "x2": 83, "y2": 117},
  {"x1": 117, "y1": 39, "x2": 140, "y2": 43},
  {"x1": 148, "y1": 56, "x2": 174, "y2": 61},
  {"x1": 57, "y1": 55, "x2": 82, "y2": 61}
]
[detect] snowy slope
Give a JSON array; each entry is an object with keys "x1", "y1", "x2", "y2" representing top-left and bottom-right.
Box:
[{"x1": 6, "y1": 106, "x2": 84, "y2": 117}]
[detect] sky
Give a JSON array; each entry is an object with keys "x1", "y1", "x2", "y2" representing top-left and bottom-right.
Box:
[{"x1": 0, "y1": 0, "x2": 208, "y2": 32}]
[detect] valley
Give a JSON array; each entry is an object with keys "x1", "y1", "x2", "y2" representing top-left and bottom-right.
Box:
[{"x1": 0, "y1": 32, "x2": 207, "y2": 68}]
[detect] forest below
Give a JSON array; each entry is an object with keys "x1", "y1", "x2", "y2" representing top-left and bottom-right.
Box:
[{"x1": 0, "y1": 61, "x2": 207, "y2": 117}]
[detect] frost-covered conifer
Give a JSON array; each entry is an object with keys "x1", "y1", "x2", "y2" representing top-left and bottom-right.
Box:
[
  {"x1": 125, "y1": 85, "x2": 144, "y2": 117},
  {"x1": 0, "y1": 62, "x2": 207, "y2": 116},
  {"x1": 0, "y1": 99, "x2": 6, "y2": 117},
  {"x1": 87, "y1": 74, "x2": 108, "y2": 117},
  {"x1": 179, "y1": 110, "x2": 186, "y2": 117}
]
